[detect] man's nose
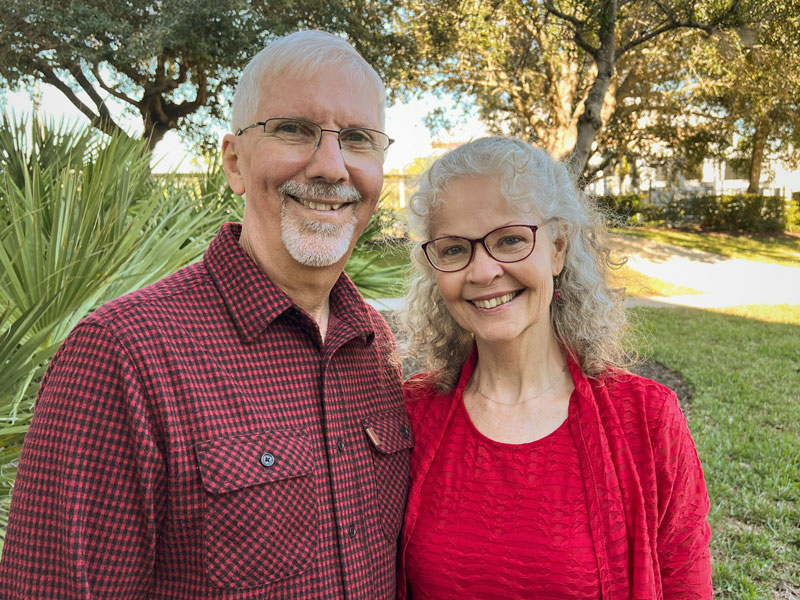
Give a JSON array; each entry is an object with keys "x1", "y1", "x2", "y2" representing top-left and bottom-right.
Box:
[{"x1": 305, "y1": 131, "x2": 349, "y2": 182}]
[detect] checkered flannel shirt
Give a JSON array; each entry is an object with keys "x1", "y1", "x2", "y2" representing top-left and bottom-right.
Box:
[{"x1": 0, "y1": 223, "x2": 412, "y2": 599}]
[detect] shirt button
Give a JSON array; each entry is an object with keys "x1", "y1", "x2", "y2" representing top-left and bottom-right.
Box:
[
  {"x1": 335, "y1": 438, "x2": 345, "y2": 452},
  {"x1": 260, "y1": 453, "x2": 275, "y2": 467},
  {"x1": 401, "y1": 427, "x2": 410, "y2": 440},
  {"x1": 348, "y1": 524, "x2": 356, "y2": 538}
]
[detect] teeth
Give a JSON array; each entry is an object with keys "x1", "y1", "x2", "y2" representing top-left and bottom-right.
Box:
[
  {"x1": 473, "y1": 292, "x2": 516, "y2": 309},
  {"x1": 297, "y1": 197, "x2": 342, "y2": 211}
]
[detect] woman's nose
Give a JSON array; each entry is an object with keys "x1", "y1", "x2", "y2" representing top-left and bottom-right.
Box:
[{"x1": 465, "y1": 243, "x2": 504, "y2": 284}]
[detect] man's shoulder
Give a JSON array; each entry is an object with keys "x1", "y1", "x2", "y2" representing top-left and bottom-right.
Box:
[{"x1": 85, "y1": 260, "x2": 211, "y2": 333}]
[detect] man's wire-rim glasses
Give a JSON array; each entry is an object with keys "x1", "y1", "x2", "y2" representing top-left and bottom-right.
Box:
[
  {"x1": 422, "y1": 220, "x2": 554, "y2": 273},
  {"x1": 236, "y1": 117, "x2": 394, "y2": 156}
]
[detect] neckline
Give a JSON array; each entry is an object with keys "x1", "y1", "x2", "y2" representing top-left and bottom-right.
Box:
[{"x1": 456, "y1": 393, "x2": 571, "y2": 449}]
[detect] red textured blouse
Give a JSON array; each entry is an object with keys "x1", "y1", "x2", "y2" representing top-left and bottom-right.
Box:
[
  {"x1": 400, "y1": 349, "x2": 712, "y2": 600},
  {"x1": 406, "y1": 399, "x2": 601, "y2": 599}
]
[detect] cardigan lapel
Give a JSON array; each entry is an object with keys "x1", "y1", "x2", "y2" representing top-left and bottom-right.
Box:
[{"x1": 568, "y1": 358, "x2": 660, "y2": 599}]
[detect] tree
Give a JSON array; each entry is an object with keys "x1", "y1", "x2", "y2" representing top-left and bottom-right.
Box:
[
  {"x1": 691, "y1": 1, "x2": 800, "y2": 192},
  {"x1": 400, "y1": 0, "x2": 743, "y2": 177},
  {"x1": 0, "y1": 0, "x2": 411, "y2": 150}
]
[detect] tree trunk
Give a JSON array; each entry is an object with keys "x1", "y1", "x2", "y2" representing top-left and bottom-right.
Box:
[
  {"x1": 565, "y1": 0, "x2": 617, "y2": 179},
  {"x1": 144, "y1": 121, "x2": 170, "y2": 152},
  {"x1": 747, "y1": 121, "x2": 769, "y2": 194}
]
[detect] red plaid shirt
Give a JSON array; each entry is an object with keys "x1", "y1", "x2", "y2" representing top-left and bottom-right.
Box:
[{"x1": 0, "y1": 223, "x2": 411, "y2": 599}]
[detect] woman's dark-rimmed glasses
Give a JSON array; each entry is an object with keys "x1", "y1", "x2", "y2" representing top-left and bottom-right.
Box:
[{"x1": 422, "y1": 220, "x2": 554, "y2": 273}]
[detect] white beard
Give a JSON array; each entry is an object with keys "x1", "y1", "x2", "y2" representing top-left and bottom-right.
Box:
[{"x1": 278, "y1": 181, "x2": 361, "y2": 267}]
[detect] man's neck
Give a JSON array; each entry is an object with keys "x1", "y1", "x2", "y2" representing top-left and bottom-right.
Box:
[{"x1": 239, "y1": 230, "x2": 344, "y2": 340}]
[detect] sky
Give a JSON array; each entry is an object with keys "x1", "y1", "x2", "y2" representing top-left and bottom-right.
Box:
[{"x1": 2, "y1": 83, "x2": 489, "y2": 174}]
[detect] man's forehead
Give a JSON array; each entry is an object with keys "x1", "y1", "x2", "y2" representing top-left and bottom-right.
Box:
[{"x1": 253, "y1": 67, "x2": 382, "y2": 127}]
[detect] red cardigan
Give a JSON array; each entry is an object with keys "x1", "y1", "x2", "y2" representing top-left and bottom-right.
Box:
[{"x1": 400, "y1": 351, "x2": 712, "y2": 600}]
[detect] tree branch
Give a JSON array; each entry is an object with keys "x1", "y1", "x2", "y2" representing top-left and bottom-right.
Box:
[
  {"x1": 616, "y1": 0, "x2": 740, "y2": 58},
  {"x1": 90, "y1": 65, "x2": 138, "y2": 106},
  {"x1": 542, "y1": 0, "x2": 599, "y2": 57},
  {"x1": 38, "y1": 65, "x2": 127, "y2": 138}
]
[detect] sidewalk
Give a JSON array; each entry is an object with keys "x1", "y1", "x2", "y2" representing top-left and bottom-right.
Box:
[
  {"x1": 367, "y1": 235, "x2": 800, "y2": 311},
  {"x1": 612, "y1": 235, "x2": 800, "y2": 308}
]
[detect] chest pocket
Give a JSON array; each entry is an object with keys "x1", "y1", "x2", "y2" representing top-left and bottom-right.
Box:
[
  {"x1": 362, "y1": 408, "x2": 414, "y2": 543},
  {"x1": 196, "y1": 430, "x2": 318, "y2": 589}
]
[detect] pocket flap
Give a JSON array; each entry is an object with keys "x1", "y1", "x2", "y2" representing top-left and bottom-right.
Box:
[
  {"x1": 196, "y1": 430, "x2": 313, "y2": 494},
  {"x1": 361, "y1": 408, "x2": 414, "y2": 455}
]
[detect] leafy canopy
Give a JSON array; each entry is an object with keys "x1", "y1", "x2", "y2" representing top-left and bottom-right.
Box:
[{"x1": 0, "y1": 0, "x2": 412, "y2": 150}]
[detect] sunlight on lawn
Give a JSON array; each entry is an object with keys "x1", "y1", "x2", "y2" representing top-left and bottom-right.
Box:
[
  {"x1": 616, "y1": 228, "x2": 800, "y2": 268},
  {"x1": 714, "y1": 304, "x2": 800, "y2": 325},
  {"x1": 610, "y1": 264, "x2": 703, "y2": 297}
]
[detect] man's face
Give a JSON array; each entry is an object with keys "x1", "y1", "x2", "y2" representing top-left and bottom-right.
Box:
[{"x1": 222, "y1": 64, "x2": 384, "y2": 273}]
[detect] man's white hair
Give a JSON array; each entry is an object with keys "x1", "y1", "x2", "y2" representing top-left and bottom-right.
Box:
[{"x1": 231, "y1": 30, "x2": 386, "y2": 133}]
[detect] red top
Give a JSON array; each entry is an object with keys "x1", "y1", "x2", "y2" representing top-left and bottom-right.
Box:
[
  {"x1": 406, "y1": 399, "x2": 601, "y2": 599},
  {"x1": 0, "y1": 223, "x2": 412, "y2": 599},
  {"x1": 400, "y1": 350, "x2": 712, "y2": 600}
]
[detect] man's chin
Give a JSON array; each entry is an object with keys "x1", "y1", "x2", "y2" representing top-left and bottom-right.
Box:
[{"x1": 281, "y1": 226, "x2": 354, "y2": 267}]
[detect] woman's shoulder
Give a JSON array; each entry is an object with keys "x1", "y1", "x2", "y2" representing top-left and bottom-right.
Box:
[
  {"x1": 402, "y1": 371, "x2": 455, "y2": 425},
  {"x1": 593, "y1": 368, "x2": 684, "y2": 429}
]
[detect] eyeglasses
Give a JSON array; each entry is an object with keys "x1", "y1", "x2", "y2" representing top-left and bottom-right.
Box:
[
  {"x1": 236, "y1": 117, "x2": 394, "y2": 163},
  {"x1": 421, "y1": 221, "x2": 553, "y2": 273}
]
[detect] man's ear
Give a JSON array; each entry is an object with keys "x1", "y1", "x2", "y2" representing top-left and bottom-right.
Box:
[{"x1": 221, "y1": 133, "x2": 246, "y2": 196}]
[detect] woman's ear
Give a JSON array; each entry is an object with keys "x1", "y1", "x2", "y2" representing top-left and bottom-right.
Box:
[{"x1": 552, "y1": 233, "x2": 567, "y2": 276}]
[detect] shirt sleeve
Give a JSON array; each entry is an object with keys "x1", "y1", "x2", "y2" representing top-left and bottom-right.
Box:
[
  {"x1": 652, "y1": 389, "x2": 713, "y2": 599},
  {"x1": 0, "y1": 320, "x2": 166, "y2": 599}
]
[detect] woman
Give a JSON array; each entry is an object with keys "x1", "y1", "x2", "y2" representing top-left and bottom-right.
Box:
[{"x1": 398, "y1": 137, "x2": 711, "y2": 599}]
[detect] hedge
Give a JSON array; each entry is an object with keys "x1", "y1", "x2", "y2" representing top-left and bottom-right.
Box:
[{"x1": 595, "y1": 193, "x2": 788, "y2": 233}]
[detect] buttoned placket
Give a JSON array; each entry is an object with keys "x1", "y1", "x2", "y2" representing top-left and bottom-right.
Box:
[{"x1": 319, "y1": 331, "x2": 376, "y2": 599}]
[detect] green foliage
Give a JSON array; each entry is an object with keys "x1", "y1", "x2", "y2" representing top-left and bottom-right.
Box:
[
  {"x1": 0, "y1": 116, "x2": 232, "y2": 549},
  {"x1": 595, "y1": 193, "x2": 663, "y2": 224},
  {"x1": 399, "y1": 0, "x2": 742, "y2": 176},
  {"x1": 689, "y1": 1, "x2": 800, "y2": 190},
  {"x1": 789, "y1": 193, "x2": 800, "y2": 233},
  {"x1": 345, "y1": 205, "x2": 409, "y2": 298},
  {"x1": 690, "y1": 195, "x2": 786, "y2": 233},
  {"x1": 602, "y1": 194, "x2": 788, "y2": 233},
  {"x1": 0, "y1": 0, "x2": 412, "y2": 149}
]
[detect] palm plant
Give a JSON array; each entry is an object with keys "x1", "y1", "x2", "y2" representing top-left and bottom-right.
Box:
[
  {"x1": 0, "y1": 116, "x2": 231, "y2": 551},
  {"x1": 345, "y1": 204, "x2": 410, "y2": 299}
]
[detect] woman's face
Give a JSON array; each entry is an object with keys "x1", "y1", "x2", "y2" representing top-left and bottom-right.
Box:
[{"x1": 429, "y1": 175, "x2": 566, "y2": 347}]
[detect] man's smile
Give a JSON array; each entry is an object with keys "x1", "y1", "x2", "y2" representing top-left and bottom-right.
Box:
[{"x1": 289, "y1": 195, "x2": 346, "y2": 211}]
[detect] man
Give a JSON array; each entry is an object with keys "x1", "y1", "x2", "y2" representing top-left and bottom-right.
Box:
[{"x1": 0, "y1": 30, "x2": 411, "y2": 599}]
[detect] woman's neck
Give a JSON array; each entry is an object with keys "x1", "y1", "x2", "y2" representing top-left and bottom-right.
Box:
[{"x1": 471, "y1": 331, "x2": 568, "y2": 402}]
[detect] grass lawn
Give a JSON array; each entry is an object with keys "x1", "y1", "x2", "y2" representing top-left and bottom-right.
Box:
[
  {"x1": 632, "y1": 304, "x2": 800, "y2": 598},
  {"x1": 617, "y1": 227, "x2": 800, "y2": 268}
]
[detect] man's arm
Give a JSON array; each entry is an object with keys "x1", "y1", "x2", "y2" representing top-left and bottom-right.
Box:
[{"x1": 0, "y1": 321, "x2": 165, "y2": 599}]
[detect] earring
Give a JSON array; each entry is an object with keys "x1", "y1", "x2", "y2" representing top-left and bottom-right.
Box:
[{"x1": 554, "y1": 276, "x2": 561, "y2": 300}]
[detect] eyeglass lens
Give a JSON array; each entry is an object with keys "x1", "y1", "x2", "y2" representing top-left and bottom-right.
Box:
[
  {"x1": 425, "y1": 225, "x2": 537, "y2": 272},
  {"x1": 263, "y1": 118, "x2": 389, "y2": 163}
]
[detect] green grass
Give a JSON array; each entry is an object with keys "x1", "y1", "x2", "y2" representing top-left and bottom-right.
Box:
[
  {"x1": 617, "y1": 227, "x2": 800, "y2": 268},
  {"x1": 632, "y1": 304, "x2": 800, "y2": 598}
]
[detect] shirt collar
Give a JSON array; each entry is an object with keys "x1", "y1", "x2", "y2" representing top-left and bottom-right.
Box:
[{"x1": 204, "y1": 223, "x2": 375, "y2": 345}]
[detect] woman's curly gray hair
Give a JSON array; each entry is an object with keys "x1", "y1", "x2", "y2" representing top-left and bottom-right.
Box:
[{"x1": 400, "y1": 136, "x2": 634, "y2": 390}]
